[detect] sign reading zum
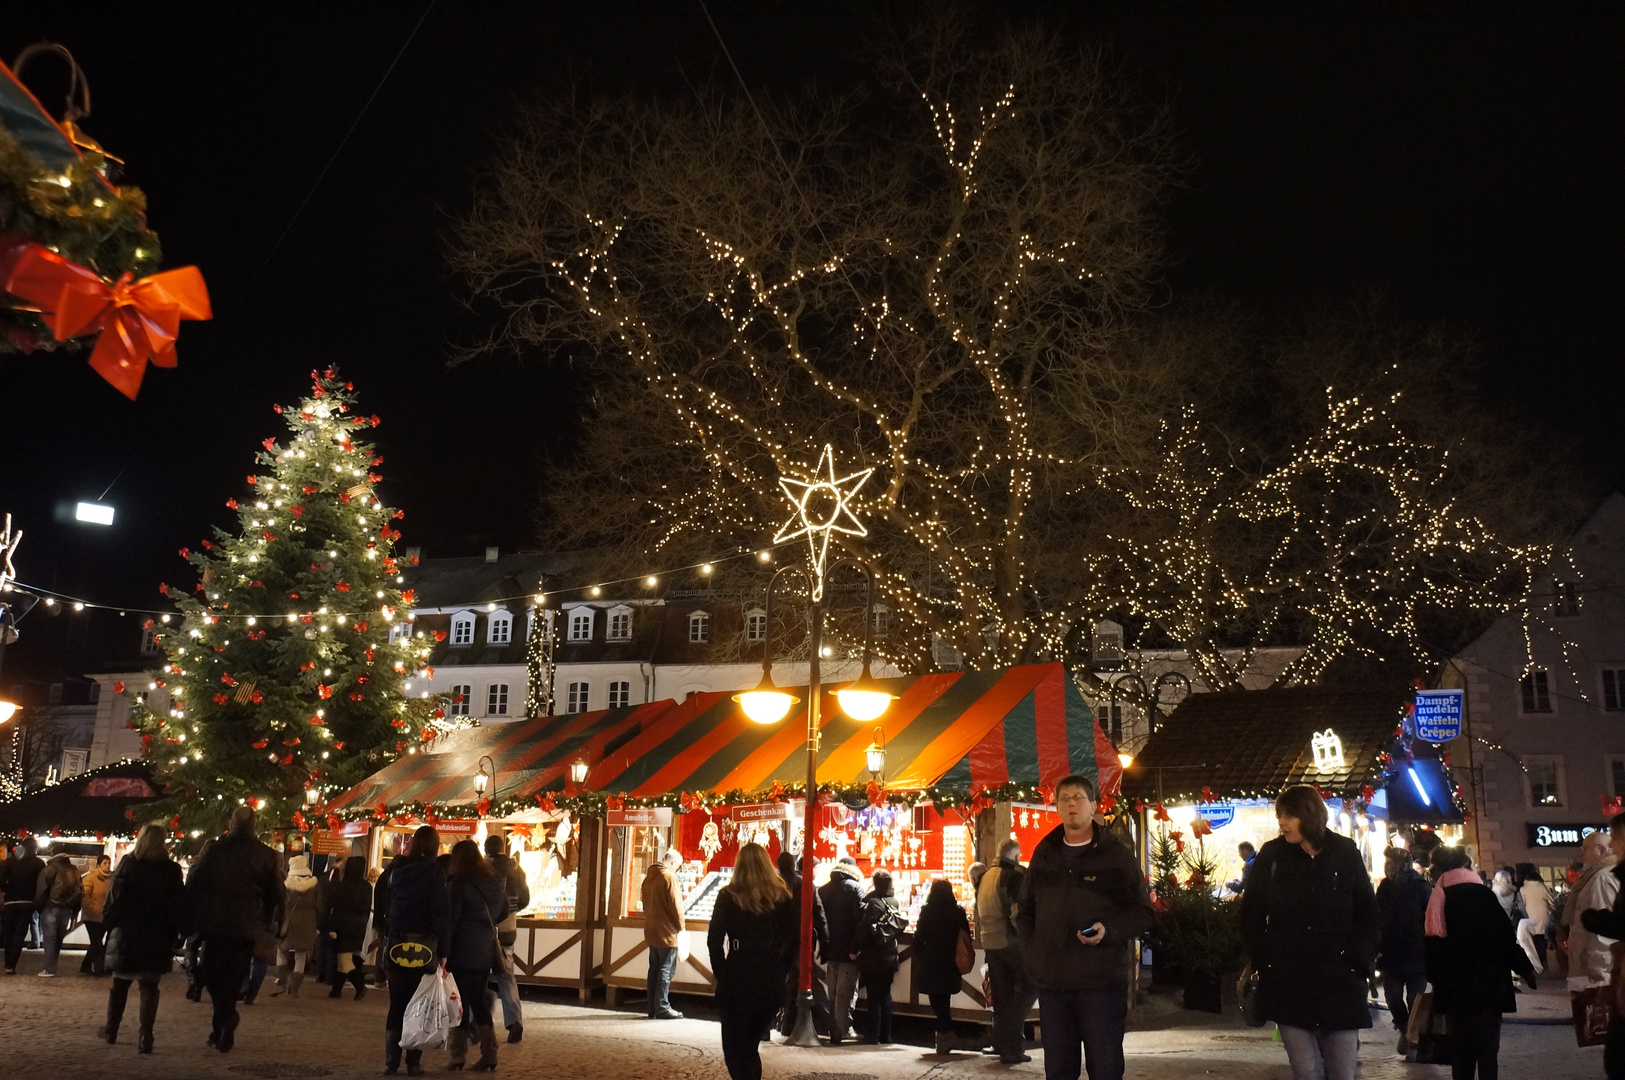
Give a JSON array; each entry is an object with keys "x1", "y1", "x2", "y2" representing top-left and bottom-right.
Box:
[
  {"x1": 1414, "y1": 689, "x2": 1464, "y2": 743},
  {"x1": 1527, "y1": 822, "x2": 1607, "y2": 848}
]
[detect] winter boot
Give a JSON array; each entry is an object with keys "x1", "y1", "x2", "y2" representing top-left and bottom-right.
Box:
[
  {"x1": 330, "y1": 976, "x2": 345, "y2": 997},
  {"x1": 384, "y1": 1028, "x2": 403, "y2": 1075},
  {"x1": 350, "y1": 967, "x2": 369, "y2": 1001},
  {"x1": 100, "y1": 977, "x2": 130, "y2": 1043},
  {"x1": 934, "y1": 1030, "x2": 951, "y2": 1054},
  {"x1": 287, "y1": 971, "x2": 304, "y2": 998},
  {"x1": 446, "y1": 1025, "x2": 470, "y2": 1069},
  {"x1": 471, "y1": 1024, "x2": 499, "y2": 1071},
  {"x1": 505, "y1": 1022, "x2": 522, "y2": 1044},
  {"x1": 404, "y1": 1047, "x2": 424, "y2": 1076}
]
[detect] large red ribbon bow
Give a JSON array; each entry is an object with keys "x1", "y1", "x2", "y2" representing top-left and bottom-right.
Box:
[{"x1": 0, "y1": 238, "x2": 210, "y2": 399}]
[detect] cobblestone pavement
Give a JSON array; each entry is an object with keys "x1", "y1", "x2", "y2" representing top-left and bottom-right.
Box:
[{"x1": 0, "y1": 949, "x2": 1604, "y2": 1079}]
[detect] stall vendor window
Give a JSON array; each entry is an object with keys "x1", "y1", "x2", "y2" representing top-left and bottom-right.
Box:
[{"x1": 510, "y1": 819, "x2": 580, "y2": 920}]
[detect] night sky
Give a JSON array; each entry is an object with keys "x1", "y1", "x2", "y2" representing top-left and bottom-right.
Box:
[{"x1": 0, "y1": 2, "x2": 1619, "y2": 682}]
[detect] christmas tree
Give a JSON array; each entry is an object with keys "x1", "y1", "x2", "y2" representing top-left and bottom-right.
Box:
[{"x1": 128, "y1": 369, "x2": 444, "y2": 839}]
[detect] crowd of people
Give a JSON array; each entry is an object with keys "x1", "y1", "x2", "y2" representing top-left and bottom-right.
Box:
[{"x1": 4, "y1": 776, "x2": 1625, "y2": 1080}]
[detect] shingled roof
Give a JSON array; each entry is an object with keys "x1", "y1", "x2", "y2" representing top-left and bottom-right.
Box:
[{"x1": 1122, "y1": 685, "x2": 1410, "y2": 803}]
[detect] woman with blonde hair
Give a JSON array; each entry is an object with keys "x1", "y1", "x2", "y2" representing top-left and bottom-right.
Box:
[
  {"x1": 98, "y1": 824, "x2": 185, "y2": 1053},
  {"x1": 707, "y1": 843, "x2": 798, "y2": 1080}
]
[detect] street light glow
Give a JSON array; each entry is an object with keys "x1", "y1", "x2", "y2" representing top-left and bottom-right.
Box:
[{"x1": 74, "y1": 501, "x2": 115, "y2": 525}]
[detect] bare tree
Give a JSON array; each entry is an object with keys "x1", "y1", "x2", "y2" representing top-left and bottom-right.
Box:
[{"x1": 455, "y1": 21, "x2": 1188, "y2": 670}]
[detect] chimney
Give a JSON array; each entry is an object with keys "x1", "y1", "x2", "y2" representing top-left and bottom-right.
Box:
[{"x1": 484, "y1": 546, "x2": 500, "y2": 563}]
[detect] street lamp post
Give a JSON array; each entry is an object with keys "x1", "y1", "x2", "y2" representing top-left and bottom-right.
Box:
[{"x1": 731, "y1": 445, "x2": 894, "y2": 1047}]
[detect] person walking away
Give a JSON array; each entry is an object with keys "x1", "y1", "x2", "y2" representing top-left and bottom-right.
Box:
[
  {"x1": 1578, "y1": 812, "x2": 1625, "y2": 1078},
  {"x1": 1513, "y1": 863, "x2": 1553, "y2": 973},
  {"x1": 1, "y1": 837, "x2": 46, "y2": 973},
  {"x1": 642, "y1": 847, "x2": 685, "y2": 1020},
  {"x1": 374, "y1": 826, "x2": 450, "y2": 1076},
  {"x1": 184, "y1": 806, "x2": 285, "y2": 1053},
  {"x1": 818, "y1": 855, "x2": 864, "y2": 1046},
  {"x1": 853, "y1": 868, "x2": 906, "y2": 1045},
  {"x1": 774, "y1": 850, "x2": 831, "y2": 1037},
  {"x1": 483, "y1": 834, "x2": 530, "y2": 1040},
  {"x1": 98, "y1": 824, "x2": 185, "y2": 1053},
  {"x1": 1239, "y1": 785, "x2": 1379, "y2": 1080},
  {"x1": 1376, "y1": 846, "x2": 1431, "y2": 1054},
  {"x1": 322, "y1": 854, "x2": 374, "y2": 1000},
  {"x1": 445, "y1": 838, "x2": 509, "y2": 1071},
  {"x1": 1017, "y1": 774, "x2": 1154, "y2": 1080},
  {"x1": 708, "y1": 842, "x2": 798, "y2": 1080},
  {"x1": 914, "y1": 877, "x2": 973, "y2": 1054},
  {"x1": 980, "y1": 838, "x2": 1036, "y2": 1065},
  {"x1": 1560, "y1": 830, "x2": 1617, "y2": 990},
  {"x1": 34, "y1": 848, "x2": 83, "y2": 977},
  {"x1": 277, "y1": 854, "x2": 320, "y2": 997},
  {"x1": 1425, "y1": 844, "x2": 1535, "y2": 1079},
  {"x1": 1491, "y1": 869, "x2": 1517, "y2": 922},
  {"x1": 79, "y1": 854, "x2": 113, "y2": 976}
]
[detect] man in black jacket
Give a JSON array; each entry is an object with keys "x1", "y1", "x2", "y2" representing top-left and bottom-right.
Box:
[
  {"x1": 775, "y1": 850, "x2": 831, "y2": 1037},
  {"x1": 1, "y1": 837, "x2": 45, "y2": 974},
  {"x1": 185, "y1": 807, "x2": 284, "y2": 1053},
  {"x1": 1017, "y1": 775, "x2": 1152, "y2": 1080},
  {"x1": 818, "y1": 855, "x2": 864, "y2": 1045}
]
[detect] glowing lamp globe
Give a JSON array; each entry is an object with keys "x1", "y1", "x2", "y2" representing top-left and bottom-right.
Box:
[
  {"x1": 734, "y1": 674, "x2": 799, "y2": 725},
  {"x1": 836, "y1": 686, "x2": 892, "y2": 723},
  {"x1": 0, "y1": 700, "x2": 18, "y2": 725},
  {"x1": 865, "y1": 741, "x2": 886, "y2": 778}
]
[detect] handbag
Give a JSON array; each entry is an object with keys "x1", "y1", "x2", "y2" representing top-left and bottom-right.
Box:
[
  {"x1": 1405, "y1": 990, "x2": 1451, "y2": 1065},
  {"x1": 955, "y1": 925, "x2": 976, "y2": 976},
  {"x1": 1236, "y1": 963, "x2": 1264, "y2": 1027},
  {"x1": 1573, "y1": 986, "x2": 1614, "y2": 1047}
]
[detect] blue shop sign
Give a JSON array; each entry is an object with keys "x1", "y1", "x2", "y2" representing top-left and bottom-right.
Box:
[
  {"x1": 1414, "y1": 689, "x2": 1463, "y2": 743},
  {"x1": 1197, "y1": 803, "x2": 1236, "y2": 829}
]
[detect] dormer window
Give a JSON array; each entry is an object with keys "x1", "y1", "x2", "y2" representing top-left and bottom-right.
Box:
[
  {"x1": 389, "y1": 620, "x2": 413, "y2": 644},
  {"x1": 745, "y1": 608, "x2": 767, "y2": 642},
  {"x1": 871, "y1": 606, "x2": 891, "y2": 634},
  {"x1": 607, "y1": 606, "x2": 633, "y2": 642},
  {"x1": 688, "y1": 611, "x2": 711, "y2": 643},
  {"x1": 450, "y1": 612, "x2": 475, "y2": 647},
  {"x1": 1091, "y1": 620, "x2": 1125, "y2": 671},
  {"x1": 140, "y1": 627, "x2": 161, "y2": 655},
  {"x1": 488, "y1": 611, "x2": 512, "y2": 645},
  {"x1": 568, "y1": 609, "x2": 594, "y2": 642}
]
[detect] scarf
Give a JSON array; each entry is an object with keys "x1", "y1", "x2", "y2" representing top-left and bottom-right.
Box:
[{"x1": 1425, "y1": 867, "x2": 1483, "y2": 937}]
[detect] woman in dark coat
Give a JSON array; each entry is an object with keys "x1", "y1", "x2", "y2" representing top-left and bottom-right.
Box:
[
  {"x1": 1425, "y1": 844, "x2": 1535, "y2": 1079},
  {"x1": 708, "y1": 842, "x2": 798, "y2": 1080},
  {"x1": 99, "y1": 824, "x2": 185, "y2": 1054},
  {"x1": 853, "y1": 868, "x2": 907, "y2": 1046},
  {"x1": 912, "y1": 877, "x2": 971, "y2": 1053},
  {"x1": 1376, "y1": 846, "x2": 1432, "y2": 1053},
  {"x1": 322, "y1": 854, "x2": 373, "y2": 1000},
  {"x1": 1240, "y1": 785, "x2": 1379, "y2": 1080},
  {"x1": 444, "y1": 838, "x2": 510, "y2": 1071},
  {"x1": 374, "y1": 826, "x2": 450, "y2": 1076}
]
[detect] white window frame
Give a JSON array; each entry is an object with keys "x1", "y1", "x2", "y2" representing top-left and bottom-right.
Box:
[
  {"x1": 389, "y1": 620, "x2": 414, "y2": 644},
  {"x1": 1602, "y1": 667, "x2": 1625, "y2": 713},
  {"x1": 871, "y1": 605, "x2": 891, "y2": 634},
  {"x1": 566, "y1": 681, "x2": 590, "y2": 714},
  {"x1": 608, "y1": 680, "x2": 631, "y2": 709},
  {"x1": 450, "y1": 613, "x2": 475, "y2": 647},
  {"x1": 487, "y1": 683, "x2": 509, "y2": 716},
  {"x1": 607, "y1": 606, "x2": 633, "y2": 642},
  {"x1": 745, "y1": 607, "x2": 767, "y2": 643},
  {"x1": 1524, "y1": 754, "x2": 1565, "y2": 808},
  {"x1": 449, "y1": 683, "x2": 472, "y2": 716},
  {"x1": 1519, "y1": 668, "x2": 1554, "y2": 715},
  {"x1": 688, "y1": 611, "x2": 711, "y2": 644},
  {"x1": 568, "y1": 609, "x2": 594, "y2": 643},
  {"x1": 487, "y1": 612, "x2": 513, "y2": 646},
  {"x1": 140, "y1": 627, "x2": 161, "y2": 655}
]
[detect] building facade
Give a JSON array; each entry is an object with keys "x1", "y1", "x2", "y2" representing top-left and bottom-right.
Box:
[{"x1": 1445, "y1": 493, "x2": 1625, "y2": 874}]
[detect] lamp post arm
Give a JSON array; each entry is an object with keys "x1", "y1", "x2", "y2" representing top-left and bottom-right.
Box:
[
  {"x1": 827, "y1": 555, "x2": 880, "y2": 678},
  {"x1": 761, "y1": 565, "x2": 811, "y2": 686}
]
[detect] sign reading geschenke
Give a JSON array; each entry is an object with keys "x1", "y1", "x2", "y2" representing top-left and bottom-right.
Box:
[{"x1": 1526, "y1": 822, "x2": 1608, "y2": 848}]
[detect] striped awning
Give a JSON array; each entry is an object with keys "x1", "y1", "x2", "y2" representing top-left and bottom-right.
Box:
[
  {"x1": 323, "y1": 700, "x2": 676, "y2": 813},
  {"x1": 324, "y1": 663, "x2": 1120, "y2": 813}
]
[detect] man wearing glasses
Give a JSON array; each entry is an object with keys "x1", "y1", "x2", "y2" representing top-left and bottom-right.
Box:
[{"x1": 1017, "y1": 775, "x2": 1152, "y2": 1080}]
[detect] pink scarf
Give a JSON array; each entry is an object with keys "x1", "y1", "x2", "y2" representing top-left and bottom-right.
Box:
[{"x1": 1425, "y1": 867, "x2": 1483, "y2": 937}]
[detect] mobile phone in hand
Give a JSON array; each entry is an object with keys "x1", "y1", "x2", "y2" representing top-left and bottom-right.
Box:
[{"x1": 1079, "y1": 925, "x2": 1101, "y2": 938}]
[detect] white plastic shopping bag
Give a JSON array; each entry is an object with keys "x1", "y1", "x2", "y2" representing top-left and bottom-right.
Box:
[
  {"x1": 440, "y1": 964, "x2": 464, "y2": 1030},
  {"x1": 400, "y1": 970, "x2": 450, "y2": 1050}
]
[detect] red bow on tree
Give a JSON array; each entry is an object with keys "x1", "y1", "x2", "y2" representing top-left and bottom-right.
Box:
[
  {"x1": 476, "y1": 798, "x2": 491, "y2": 817},
  {"x1": 605, "y1": 794, "x2": 625, "y2": 811},
  {"x1": 535, "y1": 793, "x2": 556, "y2": 813},
  {"x1": 679, "y1": 791, "x2": 700, "y2": 812},
  {"x1": 1199, "y1": 786, "x2": 1215, "y2": 804},
  {"x1": 1190, "y1": 817, "x2": 1213, "y2": 839},
  {"x1": 1097, "y1": 792, "x2": 1117, "y2": 814},
  {"x1": 1169, "y1": 830, "x2": 1185, "y2": 853},
  {"x1": 1152, "y1": 802, "x2": 1171, "y2": 822},
  {"x1": 372, "y1": 802, "x2": 389, "y2": 821},
  {"x1": 966, "y1": 783, "x2": 994, "y2": 818},
  {"x1": 0, "y1": 237, "x2": 211, "y2": 399},
  {"x1": 768, "y1": 780, "x2": 786, "y2": 802},
  {"x1": 866, "y1": 779, "x2": 886, "y2": 808},
  {"x1": 291, "y1": 810, "x2": 307, "y2": 831}
]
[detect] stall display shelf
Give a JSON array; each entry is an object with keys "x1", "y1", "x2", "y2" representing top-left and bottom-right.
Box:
[{"x1": 681, "y1": 869, "x2": 732, "y2": 920}]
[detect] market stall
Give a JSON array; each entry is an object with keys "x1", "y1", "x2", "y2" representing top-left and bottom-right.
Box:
[
  {"x1": 585, "y1": 661, "x2": 1120, "y2": 1020},
  {"x1": 322, "y1": 700, "x2": 679, "y2": 999},
  {"x1": 1122, "y1": 684, "x2": 1468, "y2": 890}
]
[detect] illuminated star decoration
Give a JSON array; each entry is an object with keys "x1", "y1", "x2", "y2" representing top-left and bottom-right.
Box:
[
  {"x1": 774, "y1": 445, "x2": 872, "y2": 601},
  {"x1": 0, "y1": 513, "x2": 20, "y2": 594}
]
